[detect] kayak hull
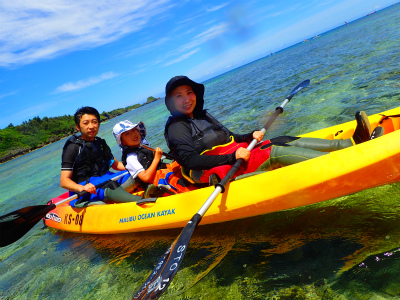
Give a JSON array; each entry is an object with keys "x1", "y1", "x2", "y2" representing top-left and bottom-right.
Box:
[{"x1": 44, "y1": 107, "x2": 400, "y2": 234}]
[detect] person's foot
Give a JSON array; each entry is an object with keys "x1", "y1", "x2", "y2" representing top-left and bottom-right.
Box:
[
  {"x1": 353, "y1": 111, "x2": 371, "y2": 144},
  {"x1": 370, "y1": 126, "x2": 384, "y2": 140}
]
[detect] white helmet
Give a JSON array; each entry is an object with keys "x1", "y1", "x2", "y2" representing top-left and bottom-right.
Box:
[{"x1": 113, "y1": 120, "x2": 147, "y2": 147}]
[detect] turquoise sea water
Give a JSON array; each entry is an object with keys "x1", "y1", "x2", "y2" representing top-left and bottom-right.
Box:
[{"x1": 1, "y1": 4, "x2": 400, "y2": 299}]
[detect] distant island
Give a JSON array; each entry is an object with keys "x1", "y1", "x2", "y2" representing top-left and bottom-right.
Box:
[{"x1": 0, "y1": 96, "x2": 161, "y2": 164}]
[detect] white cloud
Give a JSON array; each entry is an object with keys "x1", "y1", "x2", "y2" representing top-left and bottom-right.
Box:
[
  {"x1": 164, "y1": 48, "x2": 200, "y2": 66},
  {"x1": 0, "y1": 0, "x2": 172, "y2": 67},
  {"x1": 195, "y1": 24, "x2": 228, "y2": 41},
  {"x1": 265, "y1": 4, "x2": 303, "y2": 18},
  {"x1": 0, "y1": 90, "x2": 18, "y2": 100},
  {"x1": 116, "y1": 37, "x2": 170, "y2": 57},
  {"x1": 206, "y1": 3, "x2": 229, "y2": 12},
  {"x1": 168, "y1": 23, "x2": 229, "y2": 57},
  {"x1": 54, "y1": 71, "x2": 119, "y2": 93}
]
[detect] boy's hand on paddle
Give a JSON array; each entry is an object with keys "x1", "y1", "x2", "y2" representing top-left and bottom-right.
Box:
[
  {"x1": 253, "y1": 130, "x2": 264, "y2": 142},
  {"x1": 235, "y1": 147, "x2": 251, "y2": 162},
  {"x1": 82, "y1": 183, "x2": 97, "y2": 194}
]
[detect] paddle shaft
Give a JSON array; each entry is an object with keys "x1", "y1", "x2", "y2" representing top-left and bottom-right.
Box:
[{"x1": 140, "y1": 144, "x2": 175, "y2": 160}]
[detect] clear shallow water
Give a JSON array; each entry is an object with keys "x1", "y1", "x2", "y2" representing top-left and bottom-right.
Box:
[{"x1": 1, "y1": 4, "x2": 400, "y2": 299}]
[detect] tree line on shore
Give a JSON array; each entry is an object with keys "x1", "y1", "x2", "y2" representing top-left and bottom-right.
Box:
[{"x1": 0, "y1": 97, "x2": 160, "y2": 163}]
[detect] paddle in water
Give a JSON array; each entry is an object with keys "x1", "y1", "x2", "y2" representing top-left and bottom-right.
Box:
[
  {"x1": 133, "y1": 79, "x2": 310, "y2": 299},
  {"x1": 0, "y1": 171, "x2": 129, "y2": 247}
]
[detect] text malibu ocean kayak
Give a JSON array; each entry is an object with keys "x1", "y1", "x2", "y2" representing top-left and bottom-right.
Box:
[{"x1": 44, "y1": 106, "x2": 400, "y2": 234}]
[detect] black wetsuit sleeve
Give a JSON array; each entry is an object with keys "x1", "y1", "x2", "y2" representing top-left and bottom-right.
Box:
[
  {"x1": 61, "y1": 143, "x2": 79, "y2": 171},
  {"x1": 167, "y1": 121, "x2": 236, "y2": 170}
]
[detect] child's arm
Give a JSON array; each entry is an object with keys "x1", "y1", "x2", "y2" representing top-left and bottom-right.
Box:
[
  {"x1": 111, "y1": 157, "x2": 126, "y2": 171},
  {"x1": 137, "y1": 147, "x2": 163, "y2": 183}
]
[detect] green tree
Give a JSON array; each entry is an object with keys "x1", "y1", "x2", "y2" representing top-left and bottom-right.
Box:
[
  {"x1": 147, "y1": 96, "x2": 157, "y2": 103},
  {"x1": 0, "y1": 97, "x2": 157, "y2": 162}
]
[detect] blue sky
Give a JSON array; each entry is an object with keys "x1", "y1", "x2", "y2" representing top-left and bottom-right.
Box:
[{"x1": 0, "y1": 0, "x2": 396, "y2": 129}]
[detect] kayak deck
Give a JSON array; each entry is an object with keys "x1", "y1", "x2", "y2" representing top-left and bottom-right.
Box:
[{"x1": 44, "y1": 107, "x2": 400, "y2": 234}]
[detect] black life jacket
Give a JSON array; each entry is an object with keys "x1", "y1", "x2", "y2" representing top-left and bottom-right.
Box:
[
  {"x1": 165, "y1": 112, "x2": 231, "y2": 154},
  {"x1": 121, "y1": 147, "x2": 167, "y2": 174},
  {"x1": 121, "y1": 147, "x2": 155, "y2": 170},
  {"x1": 121, "y1": 146, "x2": 167, "y2": 190},
  {"x1": 64, "y1": 135, "x2": 113, "y2": 183}
]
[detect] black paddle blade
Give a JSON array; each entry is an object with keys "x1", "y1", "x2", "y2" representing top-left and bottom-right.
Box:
[
  {"x1": 0, "y1": 204, "x2": 55, "y2": 247},
  {"x1": 288, "y1": 79, "x2": 310, "y2": 100},
  {"x1": 133, "y1": 213, "x2": 202, "y2": 300},
  {"x1": 291, "y1": 79, "x2": 310, "y2": 94}
]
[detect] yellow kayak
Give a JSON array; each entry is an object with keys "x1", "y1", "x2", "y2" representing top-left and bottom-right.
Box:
[{"x1": 44, "y1": 106, "x2": 400, "y2": 234}]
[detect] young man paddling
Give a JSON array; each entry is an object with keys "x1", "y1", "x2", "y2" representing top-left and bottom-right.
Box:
[
  {"x1": 164, "y1": 76, "x2": 375, "y2": 185},
  {"x1": 60, "y1": 106, "x2": 141, "y2": 206}
]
